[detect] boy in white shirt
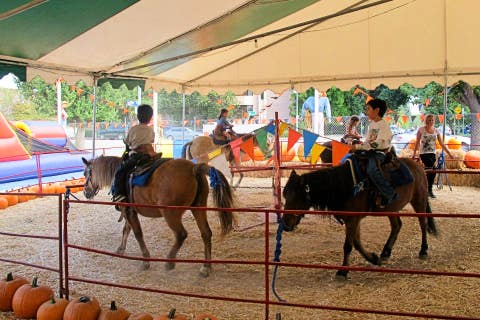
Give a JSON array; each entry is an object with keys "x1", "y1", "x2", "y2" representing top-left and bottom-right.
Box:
[{"x1": 352, "y1": 99, "x2": 397, "y2": 208}]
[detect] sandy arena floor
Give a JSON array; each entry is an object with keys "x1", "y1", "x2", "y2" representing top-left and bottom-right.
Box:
[{"x1": 0, "y1": 177, "x2": 479, "y2": 319}]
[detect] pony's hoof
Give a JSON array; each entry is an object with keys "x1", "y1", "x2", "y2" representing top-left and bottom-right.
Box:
[
  {"x1": 142, "y1": 262, "x2": 150, "y2": 270},
  {"x1": 335, "y1": 270, "x2": 349, "y2": 280},
  {"x1": 165, "y1": 262, "x2": 175, "y2": 271},
  {"x1": 380, "y1": 250, "x2": 391, "y2": 260},
  {"x1": 199, "y1": 266, "x2": 211, "y2": 278},
  {"x1": 419, "y1": 251, "x2": 428, "y2": 259},
  {"x1": 116, "y1": 248, "x2": 125, "y2": 255},
  {"x1": 370, "y1": 253, "x2": 382, "y2": 266}
]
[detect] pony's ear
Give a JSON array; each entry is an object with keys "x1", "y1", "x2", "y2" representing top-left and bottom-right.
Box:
[{"x1": 82, "y1": 157, "x2": 89, "y2": 165}]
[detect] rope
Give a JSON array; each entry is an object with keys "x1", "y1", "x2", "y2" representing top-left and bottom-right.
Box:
[{"x1": 271, "y1": 213, "x2": 286, "y2": 302}]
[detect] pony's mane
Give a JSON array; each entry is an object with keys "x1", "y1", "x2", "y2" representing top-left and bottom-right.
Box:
[
  {"x1": 92, "y1": 155, "x2": 122, "y2": 189},
  {"x1": 302, "y1": 163, "x2": 354, "y2": 211}
]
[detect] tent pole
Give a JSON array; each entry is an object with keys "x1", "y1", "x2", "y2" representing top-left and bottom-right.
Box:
[
  {"x1": 153, "y1": 90, "x2": 158, "y2": 146},
  {"x1": 182, "y1": 90, "x2": 186, "y2": 141},
  {"x1": 92, "y1": 76, "x2": 98, "y2": 158},
  {"x1": 56, "y1": 78, "x2": 62, "y2": 126}
]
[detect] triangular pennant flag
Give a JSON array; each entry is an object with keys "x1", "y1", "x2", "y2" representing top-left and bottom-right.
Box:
[
  {"x1": 310, "y1": 144, "x2": 326, "y2": 165},
  {"x1": 477, "y1": 113, "x2": 480, "y2": 123},
  {"x1": 256, "y1": 128, "x2": 269, "y2": 153},
  {"x1": 438, "y1": 114, "x2": 444, "y2": 123},
  {"x1": 455, "y1": 114, "x2": 463, "y2": 120},
  {"x1": 332, "y1": 140, "x2": 351, "y2": 166},
  {"x1": 420, "y1": 114, "x2": 426, "y2": 122},
  {"x1": 266, "y1": 123, "x2": 276, "y2": 135},
  {"x1": 385, "y1": 116, "x2": 392, "y2": 123},
  {"x1": 302, "y1": 130, "x2": 319, "y2": 157},
  {"x1": 230, "y1": 137, "x2": 243, "y2": 163},
  {"x1": 353, "y1": 87, "x2": 362, "y2": 95},
  {"x1": 279, "y1": 122, "x2": 289, "y2": 135},
  {"x1": 287, "y1": 128, "x2": 302, "y2": 151},
  {"x1": 335, "y1": 116, "x2": 343, "y2": 123},
  {"x1": 366, "y1": 95, "x2": 374, "y2": 103},
  {"x1": 240, "y1": 136, "x2": 255, "y2": 160},
  {"x1": 402, "y1": 115, "x2": 409, "y2": 124},
  {"x1": 208, "y1": 147, "x2": 222, "y2": 160}
]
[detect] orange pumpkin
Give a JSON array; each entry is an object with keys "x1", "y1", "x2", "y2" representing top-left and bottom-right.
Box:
[
  {"x1": 464, "y1": 150, "x2": 480, "y2": 169},
  {"x1": 37, "y1": 296, "x2": 69, "y2": 320},
  {"x1": 98, "y1": 301, "x2": 130, "y2": 320},
  {"x1": 16, "y1": 190, "x2": 29, "y2": 203},
  {"x1": 0, "y1": 197, "x2": 7, "y2": 210},
  {"x1": 194, "y1": 313, "x2": 218, "y2": 320},
  {"x1": 63, "y1": 296, "x2": 101, "y2": 320},
  {"x1": 277, "y1": 143, "x2": 295, "y2": 162},
  {"x1": 296, "y1": 144, "x2": 310, "y2": 163},
  {"x1": 12, "y1": 277, "x2": 54, "y2": 318},
  {"x1": 3, "y1": 193, "x2": 18, "y2": 206},
  {"x1": 447, "y1": 137, "x2": 462, "y2": 150},
  {"x1": 129, "y1": 312, "x2": 154, "y2": 320},
  {"x1": 154, "y1": 308, "x2": 189, "y2": 320},
  {"x1": 0, "y1": 273, "x2": 28, "y2": 311}
]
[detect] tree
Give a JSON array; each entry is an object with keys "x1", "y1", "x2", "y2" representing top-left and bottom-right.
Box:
[{"x1": 449, "y1": 81, "x2": 480, "y2": 150}]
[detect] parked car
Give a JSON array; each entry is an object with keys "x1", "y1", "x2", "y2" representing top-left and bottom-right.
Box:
[
  {"x1": 162, "y1": 127, "x2": 201, "y2": 141},
  {"x1": 98, "y1": 126, "x2": 128, "y2": 140}
]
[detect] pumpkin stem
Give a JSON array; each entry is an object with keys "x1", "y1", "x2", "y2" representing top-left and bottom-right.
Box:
[
  {"x1": 6, "y1": 272, "x2": 13, "y2": 281},
  {"x1": 168, "y1": 308, "x2": 176, "y2": 319},
  {"x1": 79, "y1": 296, "x2": 91, "y2": 303},
  {"x1": 110, "y1": 301, "x2": 117, "y2": 311},
  {"x1": 50, "y1": 296, "x2": 56, "y2": 304},
  {"x1": 31, "y1": 277, "x2": 38, "y2": 287}
]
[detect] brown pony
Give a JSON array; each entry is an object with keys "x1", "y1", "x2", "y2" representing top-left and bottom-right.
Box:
[
  {"x1": 182, "y1": 134, "x2": 256, "y2": 188},
  {"x1": 82, "y1": 156, "x2": 235, "y2": 277},
  {"x1": 281, "y1": 157, "x2": 437, "y2": 278}
]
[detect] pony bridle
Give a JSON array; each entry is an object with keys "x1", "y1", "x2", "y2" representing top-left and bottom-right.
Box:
[{"x1": 84, "y1": 165, "x2": 99, "y2": 197}]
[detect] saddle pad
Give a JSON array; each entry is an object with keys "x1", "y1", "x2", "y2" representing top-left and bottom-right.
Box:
[
  {"x1": 390, "y1": 161, "x2": 414, "y2": 187},
  {"x1": 132, "y1": 158, "x2": 171, "y2": 187}
]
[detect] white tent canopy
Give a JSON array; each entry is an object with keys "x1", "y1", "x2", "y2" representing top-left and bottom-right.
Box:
[{"x1": 1, "y1": 0, "x2": 479, "y2": 93}]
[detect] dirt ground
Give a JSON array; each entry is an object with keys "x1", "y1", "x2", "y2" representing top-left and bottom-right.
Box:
[{"x1": 0, "y1": 177, "x2": 479, "y2": 320}]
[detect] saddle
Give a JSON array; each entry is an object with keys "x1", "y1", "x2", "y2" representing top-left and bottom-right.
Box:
[{"x1": 343, "y1": 148, "x2": 413, "y2": 209}]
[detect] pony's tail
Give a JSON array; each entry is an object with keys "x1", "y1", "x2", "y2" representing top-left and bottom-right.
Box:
[
  {"x1": 181, "y1": 142, "x2": 193, "y2": 159},
  {"x1": 194, "y1": 164, "x2": 236, "y2": 237},
  {"x1": 426, "y1": 199, "x2": 438, "y2": 236}
]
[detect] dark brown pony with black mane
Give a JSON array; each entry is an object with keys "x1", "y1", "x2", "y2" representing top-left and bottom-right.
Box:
[
  {"x1": 282, "y1": 157, "x2": 437, "y2": 278},
  {"x1": 82, "y1": 156, "x2": 235, "y2": 277}
]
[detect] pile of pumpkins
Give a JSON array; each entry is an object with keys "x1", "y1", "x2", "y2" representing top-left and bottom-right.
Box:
[
  {"x1": 0, "y1": 273, "x2": 218, "y2": 319},
  {"x1": 0, "y1": 178, "x2": 85, "y2": 210}
]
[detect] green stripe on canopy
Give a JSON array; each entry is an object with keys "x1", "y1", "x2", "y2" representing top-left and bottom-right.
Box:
[
  {"x1": 0, "y1": 0, "x2": 139, "y2": 60},
  {"x1": 98, "y1": 78, "x2": 145, "y2": 91},
  {"x1": 124, "y1": 0, "x2": 318, "y2": 76},
  {"x1": 0, "y1": 62, "x2": 26, "y2": 82}
]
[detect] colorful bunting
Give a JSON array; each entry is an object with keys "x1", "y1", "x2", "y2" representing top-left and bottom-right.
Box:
[
  {"x1": 455, "y1": 114, "x2": 463, "y2": 120},
  {"x1": 420, "y1": 114, "x2": 426, "y2": 122},
  {"x1": 279, "y1": 122, "x2": 289, "y2": 135},
  {"x1": 256, "y1": 128, "x2": 269, "y2": 153},
  {"x1": 240, "y1": 136, "x2": 255, "y2": 160},
  {"x1": 477, "y1": 113, "x2": 480, "y2": 123},
  {"x1": 208, "y1": 148, "x2": 222, "y2": 160},
  {"x1": 302, "y1": 130, "x2": 319, "y2": 158},
  {"x1": 287, "y1": 128, "x2": 302, "y2": 151},
  {"x1": 438, "y1": 114, "x2": 444, "y2": 123},
  {"x1": 310, "y1": 144, "x2": 326, "y2": 165},
  {"x1": 366, "y1": 95, "x2": 374, "y2": 104},
  {"x1": 385, "y1": 116, "x2": 392, "y2": 123},
  {"x1": 230, "y1": 137, "x2": 244, "y2": 163},
  {"x1": 335, "y1": 116, "x2": 343, "y2": 123},
  {"x1": 266, "y1": 123, "x2": 275, "y2": 135},
  {"x1": 332, "y1": 140, "x2": 351, "y2": 166},
  {"x1": 401, "y1": 115, "x2": 409, "y2": 124}
]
